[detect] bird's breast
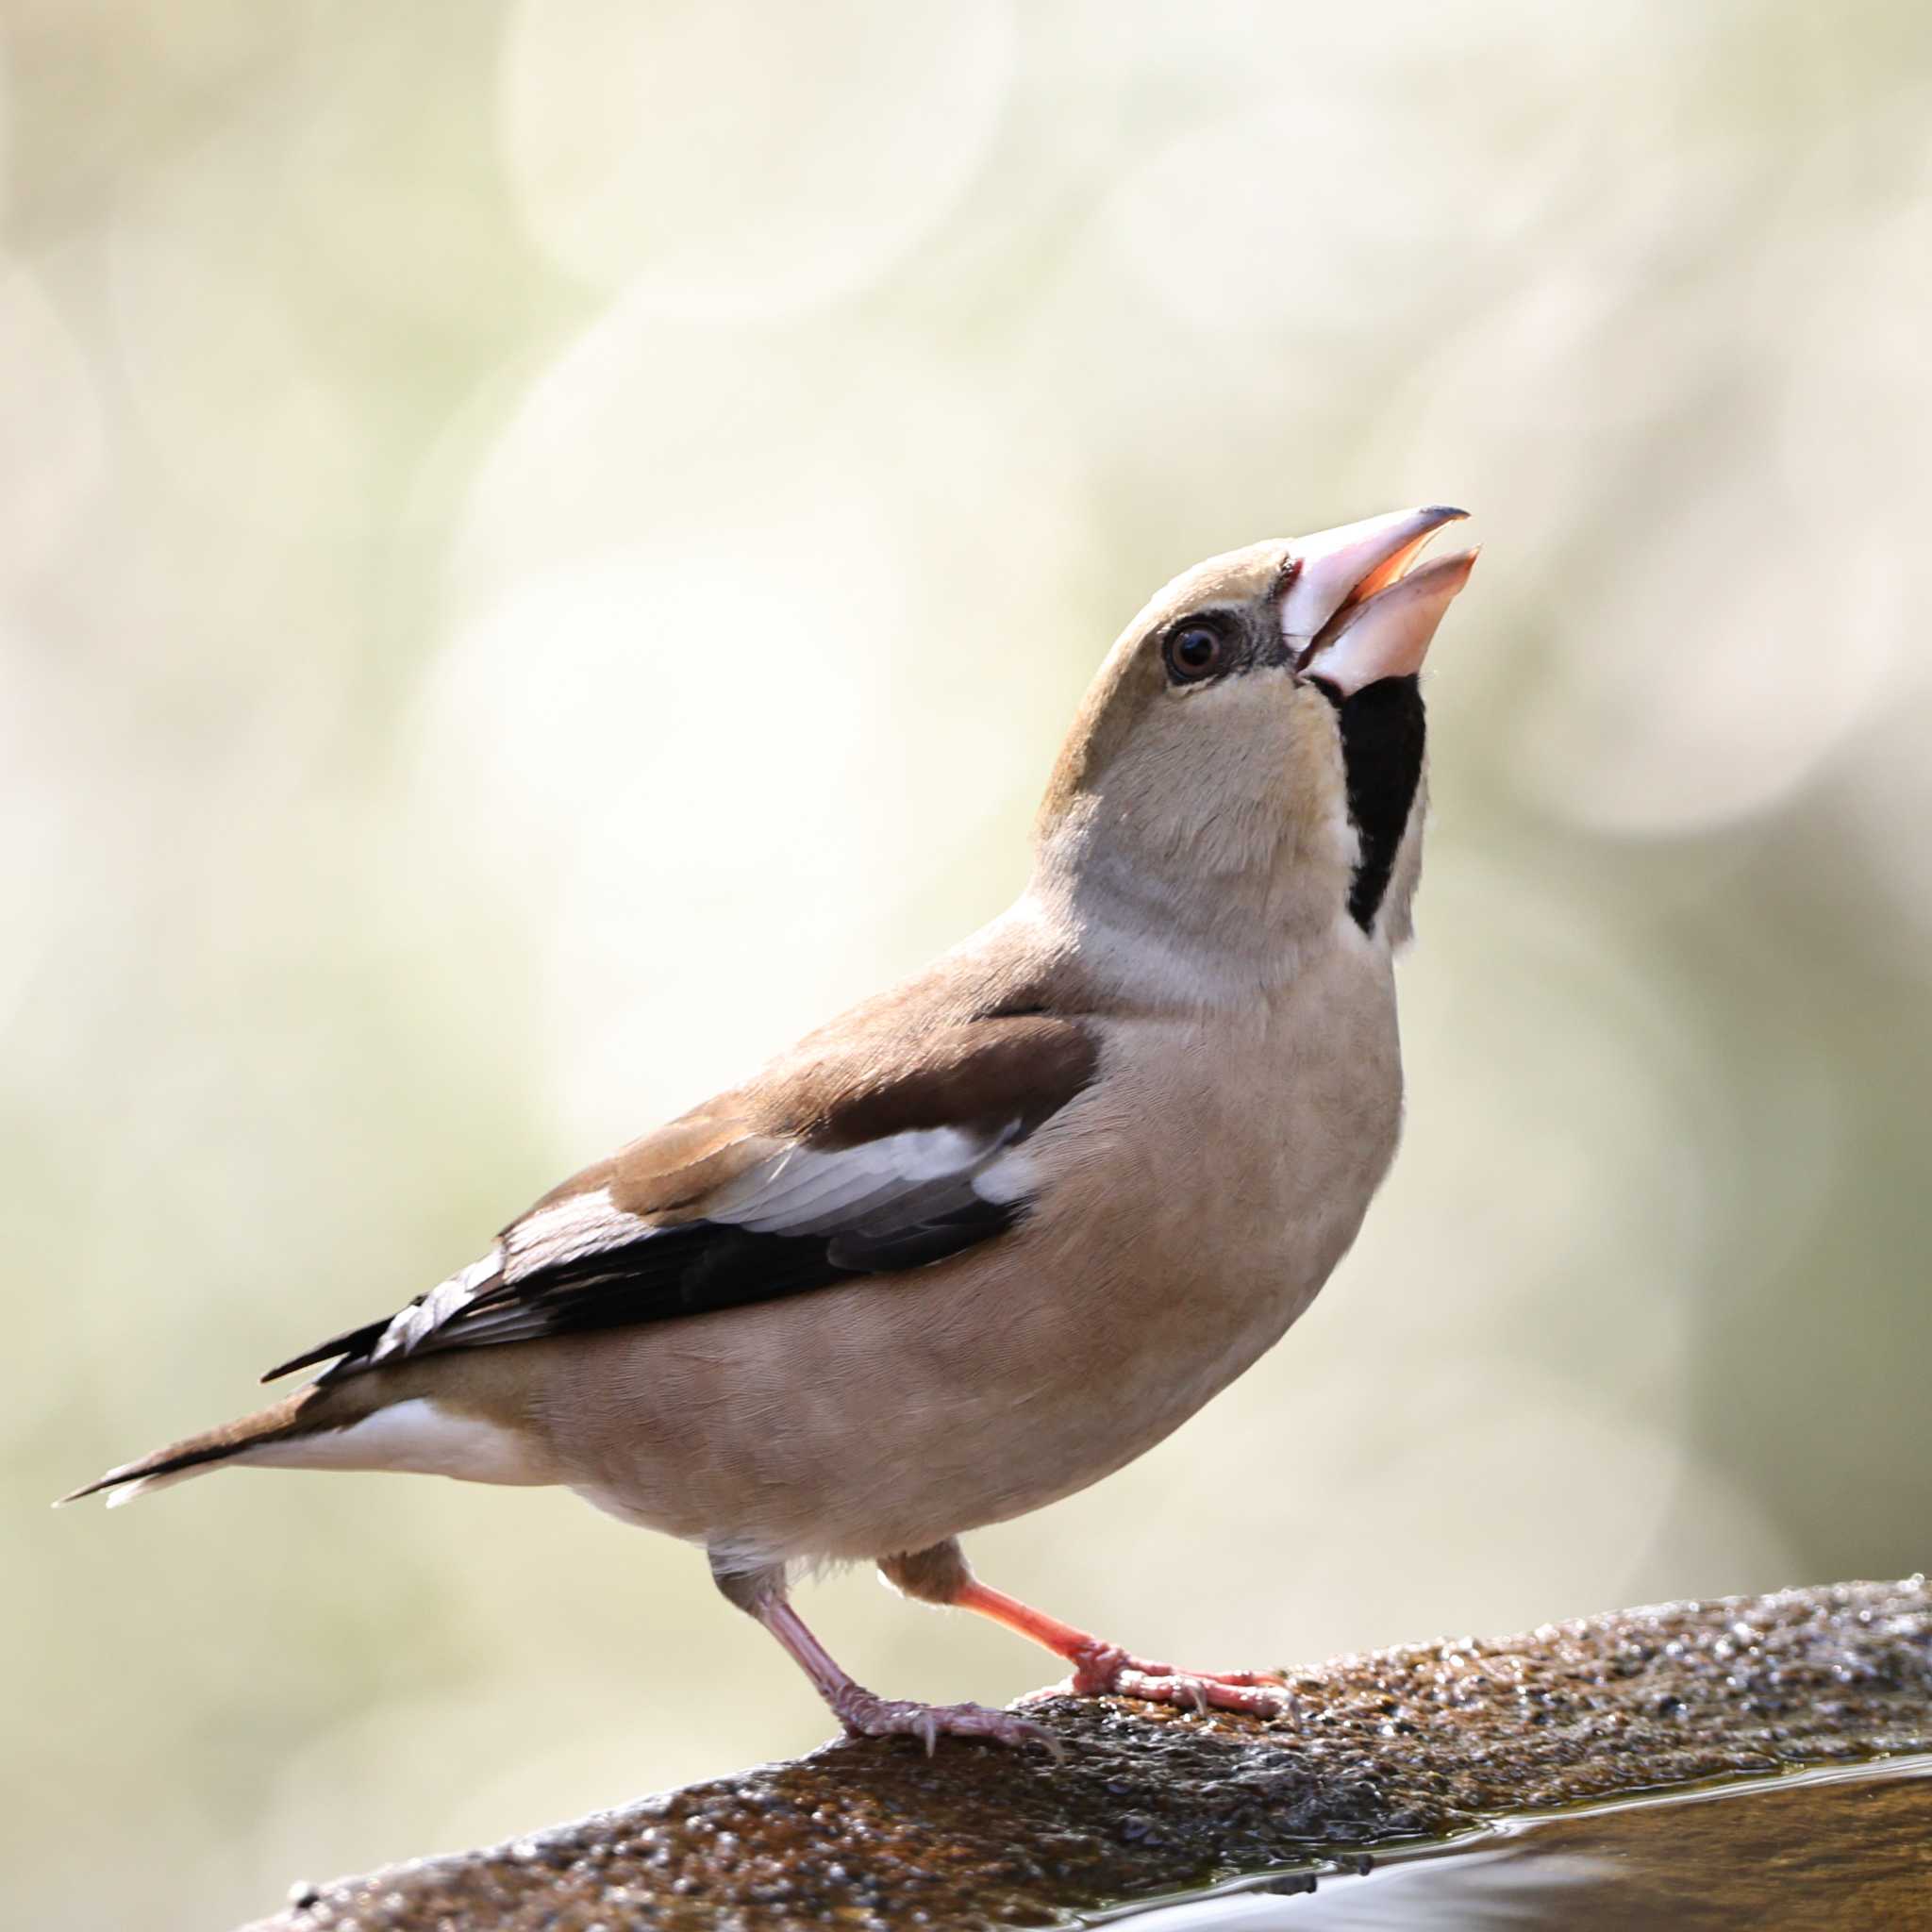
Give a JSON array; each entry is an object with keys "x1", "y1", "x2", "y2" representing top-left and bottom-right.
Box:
[{"x1": 1021, "y1": 959, "x2": 1405, "y2": 1429}]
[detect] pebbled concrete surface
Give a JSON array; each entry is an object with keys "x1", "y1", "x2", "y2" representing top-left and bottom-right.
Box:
[{"x1": 242, "y1": 1576, "x2": 1932, "y2": 1930}]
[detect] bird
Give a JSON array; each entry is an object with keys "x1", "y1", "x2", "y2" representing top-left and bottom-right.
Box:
[{"x1": 65, "y1": 506, "x2": 1477, "y2": 1752}]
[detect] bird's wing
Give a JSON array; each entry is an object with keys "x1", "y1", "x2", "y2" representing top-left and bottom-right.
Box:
[{"x1": 263, "y1": 1011, "x2": 1098, "y2": 1382}]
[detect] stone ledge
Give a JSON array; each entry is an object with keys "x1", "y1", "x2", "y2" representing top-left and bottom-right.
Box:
[{"x1": 243, "y1": 1576, "x2": 1931, "y2": 1931}]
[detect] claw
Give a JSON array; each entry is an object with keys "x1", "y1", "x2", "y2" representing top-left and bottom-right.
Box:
[
  {"x1": 938, "y1": 1574, "x2": 1301, "y2": 1728},
  {"x1": 834, "y1": 1687, "x2": 1059, "y2": 1754},
  {"x1": 1074, "y1": 1648, "x2": 1302, "y2": 1724}
]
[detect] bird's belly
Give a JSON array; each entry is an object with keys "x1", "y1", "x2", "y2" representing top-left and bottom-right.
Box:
[{"x1": 540, "y1": 987, "x2": 1404, "y2": 1563}]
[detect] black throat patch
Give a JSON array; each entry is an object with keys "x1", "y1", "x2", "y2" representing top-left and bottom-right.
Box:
[{"x1": 1312, "y1": 675, "x2": 1426, "y2": 932}]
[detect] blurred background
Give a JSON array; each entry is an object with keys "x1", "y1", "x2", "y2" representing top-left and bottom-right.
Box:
[{"x1": 6, "y1": 2, "x2": 1930, "y2": 1925}]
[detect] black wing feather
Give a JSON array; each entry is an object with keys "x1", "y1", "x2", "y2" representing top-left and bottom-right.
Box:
[
  {"x1": 455, "y1": 1199, "x2": 1020, "y2": 1350},
  {"x1": 266, "y1": 1006, "x2": 1096, "y2": 1383}
]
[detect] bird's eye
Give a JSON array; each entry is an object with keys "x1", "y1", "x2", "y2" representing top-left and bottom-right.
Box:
[{"x1": 1163, "y1": 624, "x2": 1227, "y2": 686}]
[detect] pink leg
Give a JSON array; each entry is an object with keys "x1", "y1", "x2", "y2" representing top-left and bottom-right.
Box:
[
  {"x1": 713, "y1": 1554, "x2": 1057, "y2": 1754},
  {"x1": 753, "y1": 1594, "x2": 1058, "y2": 1753},
  {"x1": 958, "y1": 1579, "x2": 1299, "y2": 1720},
  {"x1": 880, "y1": 1546, "x2": 1298, "y2": 1723}
]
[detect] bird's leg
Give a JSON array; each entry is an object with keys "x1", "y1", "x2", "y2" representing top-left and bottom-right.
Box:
[
  {"x1": 881, "y1": 1541, "x2": 1299, "y2": 1722},
  {"x1": 708, "y1": 1551, "x2": 1057, "y2": 1753}
]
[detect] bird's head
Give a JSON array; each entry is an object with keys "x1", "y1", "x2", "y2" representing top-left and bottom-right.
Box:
[{"x1": 1031, "y1": 507, "x2": 1476, "y2": 997}]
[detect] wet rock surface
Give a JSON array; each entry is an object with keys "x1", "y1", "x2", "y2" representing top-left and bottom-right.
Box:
[{"x1": 244, "y1": 1576, "x2": 1931, "y2": 1930}]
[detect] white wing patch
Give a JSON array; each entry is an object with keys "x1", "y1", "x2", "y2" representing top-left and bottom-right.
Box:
[
  {"x1": 366, "y1": 1118, "x2": 1034, "y2": 1365},
  {"x1": 503, "y1": 1190, "x2": 653, "y2": 1281},
  {"x1": 371, "y1": 1246, "x2": 502, "y2": 1363},
  {"x1": 703, "y1": 1122, "x2": 1022, "y2": 1236},
  {"x1": 369, "y1": 1192, "x2": 653, "y2": 1363},
  {"x1": 970, "y1": 1142, "x2": 1038, "y2": 1207}
]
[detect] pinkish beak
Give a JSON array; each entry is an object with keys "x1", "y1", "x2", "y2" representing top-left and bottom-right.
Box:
[{"x1": 1279, "y1": 506, "x2": 1478, "y2": 696}]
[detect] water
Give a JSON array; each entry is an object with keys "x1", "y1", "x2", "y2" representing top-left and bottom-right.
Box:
[{"x1": 1092, "y1": 1755, "x2": 1932, "y2": 1928}]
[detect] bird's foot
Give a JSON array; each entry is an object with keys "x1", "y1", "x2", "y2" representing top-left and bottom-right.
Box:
[
  {"x1": 1065, "y1": 1641, "x2": 1300, "y2": 1722},
  {"x1": 831, "y1": 1686, "x2": 1062, "y2": 1755}
]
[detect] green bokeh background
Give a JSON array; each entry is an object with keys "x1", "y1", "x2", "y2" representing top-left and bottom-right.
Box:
[{"x1": 5, "y1": 4, "x2": 1929, "y2": 1925}]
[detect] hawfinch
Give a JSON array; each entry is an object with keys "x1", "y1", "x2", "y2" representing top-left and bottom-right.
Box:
[{"x1": 69, "y1": 508, "x2": 1477, "y2": 1750}]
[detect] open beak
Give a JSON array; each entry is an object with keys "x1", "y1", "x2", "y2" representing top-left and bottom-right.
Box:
[{"x1": 1279, "y1": 506, "x2": 1478, "y2": 696}]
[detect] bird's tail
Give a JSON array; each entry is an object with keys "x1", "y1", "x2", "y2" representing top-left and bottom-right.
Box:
[{"x1": 57, "y1": 1383, "x2": 358, "y2": 1507}]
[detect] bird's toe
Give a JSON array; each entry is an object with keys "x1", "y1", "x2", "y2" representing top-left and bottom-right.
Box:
[
  {"x1": 834, "y1": 1689, "x2": 1060, "y2": 1754},
  {"x1": 1070, "y1": 1647, "x2": 1301, "y2": 1724}
]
